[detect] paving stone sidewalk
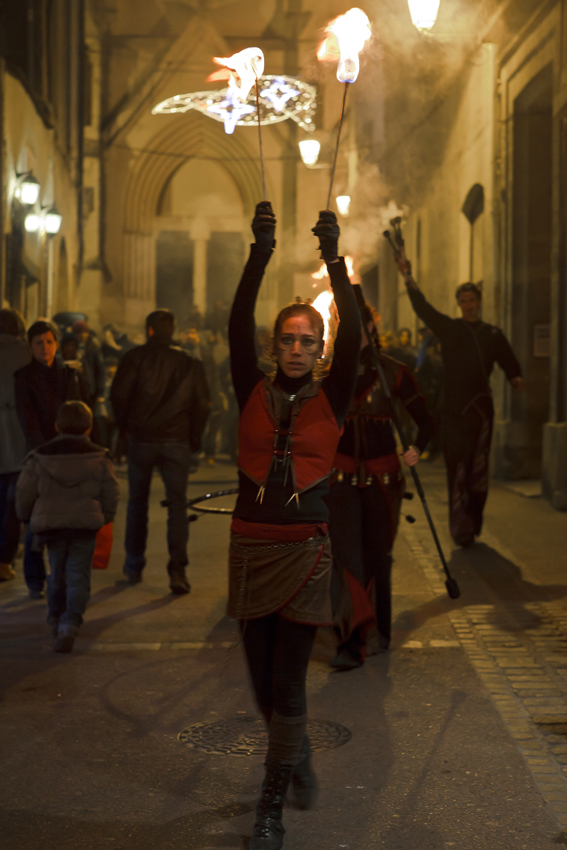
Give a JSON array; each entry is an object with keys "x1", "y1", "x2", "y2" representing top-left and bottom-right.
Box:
[{"x1": 1, "y1": 458, "x2": 567, "y2": 848}]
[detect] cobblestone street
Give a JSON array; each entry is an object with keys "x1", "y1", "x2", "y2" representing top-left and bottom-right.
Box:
[{"x1": 2, "y1": 459, "x2": 567, "y2": 849}]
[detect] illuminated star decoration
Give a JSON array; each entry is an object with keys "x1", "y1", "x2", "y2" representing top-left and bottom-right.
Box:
[
  {"x1": 152, "y1": 76, "x2": 317, "y2": 134},
  {"x1": 207, "y1": 88, "x2": 255, "y2": 134},
  {"x1": 260, "y1": 77, "x2": 299, "y2": 112}
]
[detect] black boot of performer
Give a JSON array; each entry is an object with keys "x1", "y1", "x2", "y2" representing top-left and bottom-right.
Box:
[
  {"x1": 329, "y1": 629, "x2": 364, "y2": 671},
  {"x1": 249, "y1": 760, "x2": 294, "y2": 850},
  {"x1": 291, "y1": 735, "x2": 318, "y2": 810}
]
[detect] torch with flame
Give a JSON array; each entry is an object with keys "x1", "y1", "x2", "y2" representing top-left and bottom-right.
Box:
[
  {"x1": 317, "y1": 8, "x2": 372, "y2": 210},
  {"x1": 317, "y1": 8, "x2": 372, "y2": 84},
  {"x1": 312, "y1": 290, "x2": 335, "y2": 353},
  {"x1": 311, "y1": 256, "x2": 357, "y2": 353},
  {"x1": 311, "y1": 256, "x2": 356, "y2": 282},
  {"x1": 208, "y1": 48, "x2": 265, "y2": 101},
  {"x1": 208, "y1": 48, "x2": 267, "y2": 200}
]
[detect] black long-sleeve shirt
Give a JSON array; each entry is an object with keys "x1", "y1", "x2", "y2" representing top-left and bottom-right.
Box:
[
  {"x1": 336, "y1": 351, "x2": 434, "y2": 460},
  {"x1": 407, "y1": 287, "x2": 521, "y2": 416},
  {"x1": 229, "y1": 245, "x2": 361, "y2": 523}
]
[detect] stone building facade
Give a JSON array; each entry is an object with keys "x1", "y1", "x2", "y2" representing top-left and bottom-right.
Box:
[
  {"x1": 1, "y1": 0, "x2": 565, "y2": 506},
  {"x1": 0, "y1": 0, "x2": 86, "y2": 324},
  {"x1": 361, "y1": 0, "x2": 567, "y2": 506}
]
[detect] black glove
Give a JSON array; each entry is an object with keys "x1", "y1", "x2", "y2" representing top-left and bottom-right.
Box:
[
  {"x1": 312, "y1": 210, "x2": 340, "y2": 262},
  {"x1": 252, "y1": 201, "x2": 276, "y2": 250}
]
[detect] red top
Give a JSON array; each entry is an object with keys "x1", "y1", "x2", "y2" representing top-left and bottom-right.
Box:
[{"x1": 238, "y1": 378, "x2": 343, "y2": 495}]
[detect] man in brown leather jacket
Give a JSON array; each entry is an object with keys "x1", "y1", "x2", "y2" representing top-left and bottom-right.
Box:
[{"x1": 111, "y1": 310, "x2": 210, "y2": 593}]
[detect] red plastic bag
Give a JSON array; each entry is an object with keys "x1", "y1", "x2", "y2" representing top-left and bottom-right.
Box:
[{"x1": 92, "y1": 522, "x2": 113, "y2": 570}]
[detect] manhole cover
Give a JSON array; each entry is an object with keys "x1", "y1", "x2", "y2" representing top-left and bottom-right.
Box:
[{"x1": 178, "y1": 716, "x2": 351, "y2": 756}]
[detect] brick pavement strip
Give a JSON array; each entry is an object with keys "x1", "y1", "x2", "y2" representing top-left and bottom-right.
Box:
[{"x1": 401, "y1": 521, "x2": 567, "y2": 832}]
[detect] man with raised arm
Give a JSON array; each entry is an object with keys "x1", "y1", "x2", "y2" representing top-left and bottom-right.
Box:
[{"x1": 399, "y1": 269, "x2": 523, "y2": 548}]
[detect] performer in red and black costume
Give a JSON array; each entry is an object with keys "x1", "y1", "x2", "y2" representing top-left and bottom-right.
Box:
[
  {"x1": 228, "y1": 202, "x2": 360, "y2": 850},
  {"x1": 328, "y1": 298, "x2": 434, "y2": 671}
]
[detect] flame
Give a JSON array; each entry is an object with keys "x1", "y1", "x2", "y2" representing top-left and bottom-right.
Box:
[
  {"x1": 312, "y1": 289, "x2": 335, "y2": 345},
  {"x1": 318, "y1": 8, "x2": 372, "y2": 84},
  {"x1": 311, "y1": 256, "x2": 356, "y2": 280},
  {"x1": 311, "y1": 262, "x2": 328, "y2": 281},
  {"x1": 208, "y1": 47, "x2": 264, "y2": 102}
]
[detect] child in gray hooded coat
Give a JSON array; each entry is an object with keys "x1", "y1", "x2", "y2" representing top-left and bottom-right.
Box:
[{"x1": 16, "y1": 401, "x2": 119, "y2": 652}]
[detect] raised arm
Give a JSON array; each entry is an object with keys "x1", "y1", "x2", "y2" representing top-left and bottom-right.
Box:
[
  {"x1": 313, "y1": 211, "x2": 361, "y2": 425},
  {"x1": 229, "y1": 202, "x2": 275, "y2": 411},
  {"x1": 393, "y1": 252, "x2": 453, "y2": 340}
]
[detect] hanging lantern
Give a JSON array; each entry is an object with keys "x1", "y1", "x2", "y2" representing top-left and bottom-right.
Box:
[
  {"x1": 44, "y1": 206, "x2": 63, "y2": 235},
  {"x1": 17, "y1": 173, "x2": 41, "y2": 205},
  {"x1": 407, "y1": 0, "x2": 441, "y2": 32},
  {"x1": 299, "y1": 139, "x2": 321, "y2": 166}
]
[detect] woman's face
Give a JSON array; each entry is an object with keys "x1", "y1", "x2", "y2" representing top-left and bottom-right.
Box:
[{"x1": 276, "y1": 314, "x2": 323, "y2": 378}]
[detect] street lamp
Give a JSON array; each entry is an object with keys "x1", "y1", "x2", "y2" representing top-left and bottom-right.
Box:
[
  {"x1": 44, "y1": 206, "x2": 63, "y2": 235},
  {"x1": 336, "y1": 195, "x2": 351, "y2": 216},
  {"x1": 16, "y1": 173, "x2": 41, "y2": 205},
  {"x1": 407, "y1": 0, "x2": 441, "y2": 32},
  {"x1": 299, "y1": 139, "x2": 321, "y2": 166},
  {"x1": 24, "y1": 213, "x2": 41, "y2": 233}
]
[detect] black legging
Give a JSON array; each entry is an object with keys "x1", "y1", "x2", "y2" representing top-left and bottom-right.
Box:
[{"x1": 240, "y1": 614, "x2": 317, "y2": 721}]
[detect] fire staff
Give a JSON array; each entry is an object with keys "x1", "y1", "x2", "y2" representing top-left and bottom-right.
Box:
[
  {"x1": 328, "y1": 299, "x2": 434, "y2": 671},
  {"x1": 228, "y1": 203, "x2": 360, "y2": 850},
  {"x1": 402, "y1": 274, "x2": 523, "y2": 547}
]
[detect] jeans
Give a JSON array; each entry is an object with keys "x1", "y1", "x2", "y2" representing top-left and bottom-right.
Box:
[
  {"x1": 24, "y1": 528, "x2": 46, "y2": 592},
  {"x1": 124, "y1": 440, "x2": 191, "y2": 578},
  {"x1": 0, "y1": 471, "x2": 21, "y2": 564},
  {"x1": 46, "y1": 534, "x2": 96, "y2": 629}
]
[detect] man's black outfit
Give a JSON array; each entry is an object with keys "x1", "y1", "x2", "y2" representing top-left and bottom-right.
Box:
[
  {"x1": 407, "y1": 287, "x2": 521, "y2": 546},
  {"x1": 14, "y1": 358, "x2": 85, "y2": 594},
  {"x1": 110, "y1": 333, "x2": 209, "y2": 592}
]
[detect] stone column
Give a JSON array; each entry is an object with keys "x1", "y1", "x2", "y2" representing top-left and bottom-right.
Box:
[
  {"x1": 123, "y1": 232, "x2": 156, "y2": 328},
  {"x1": 190, "y1": 220, "x2": 209, "y2": 318}
]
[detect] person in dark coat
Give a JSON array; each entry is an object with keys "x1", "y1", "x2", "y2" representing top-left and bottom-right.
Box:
[
  {"x1": 400, "y1": 272, "x2": 523, "y2": 547},
  {"x1": 110, "y1": 309, "x2": 210, "y2": 594},
  {"x1": 72, "y1": 320, "x2": 105, "y2": 408},
  {"x1": 16, "y1": 401, "x2": 119, "y2": 652},
  {"x1": 328, "y1": 300, "x2": 434, "y2": 670},
  {"x1": 396, "y1": 327, "x2": 417, "y2": 371},
  {"x1": 0, "y1": 309, "x2": 31, "y2": 581},
  {"x1": 14, "y1": 320, "x2": 86, "y2": 597}
]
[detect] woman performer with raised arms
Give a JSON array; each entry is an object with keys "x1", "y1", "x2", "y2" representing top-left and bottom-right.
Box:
[{"x1": 228, "y1": 202, "x2": 360, "y2": 850}]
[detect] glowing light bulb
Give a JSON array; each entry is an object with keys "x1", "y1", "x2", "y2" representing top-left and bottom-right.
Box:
[
  {"x1": 20, "y1": 175, "x2": 40, "y2": 205},
  {"x1": 24, "y1": 213, "x2": 41, "y2": 233},
  {"x1": 336, "y1": 195, "x2": 351, "y2": 216},
  {"x1": 407, "y1": 0, "x2": 441, "y2": 31},
  {"x1": 45, "y1": 207, "x2": 62, "y2": 235},
  {"x1": 299, "y1": 139, "x2": 321, "y2": 166}
]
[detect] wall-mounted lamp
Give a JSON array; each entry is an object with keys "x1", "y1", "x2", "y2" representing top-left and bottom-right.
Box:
[
  {"x1": 24, "y1": 213, "x2": 41, "y2": 233},
  {"x1": 44, "y1": 206, "x2": 63, "y2": 235},
  {"x1": 336, "y1": 195, "x2": 351, "y2": 216},
  {"x1": 299, "y1": 139, "x2": 321, "y2": 166},
  {"x1": 407, "y1": 0, "x2": 441, "y2": 31},
  {"x1": 16, "y1": 173, "x2": 41, "y2": 205}
]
